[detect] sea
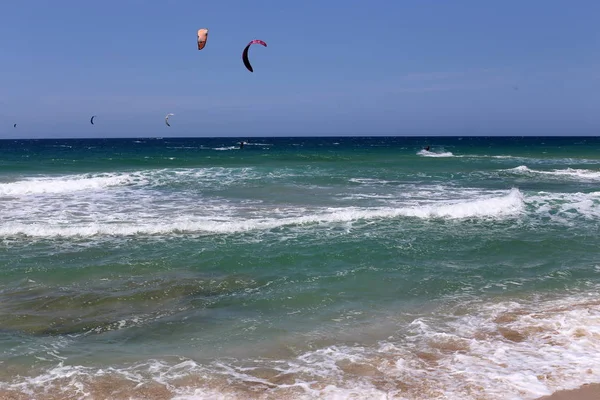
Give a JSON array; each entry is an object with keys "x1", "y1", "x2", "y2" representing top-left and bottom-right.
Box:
[{"x1": 0, "y1": 136, "x2": 599, "y2": 400}]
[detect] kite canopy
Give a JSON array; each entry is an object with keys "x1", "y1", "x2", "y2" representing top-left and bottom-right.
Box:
[
  {"x1": 13, "y1": 123, "x2": 17, "y2": 128},
  {"x1": 242, "y1": 40, "x2": 267, "y2": 72},
  {"x1": 197, "y1": 28, "x2": 209, "y2": 50},
  {"x1": 165, "y1": 113, "x2": 174, "y2": 127},
  {"x1": 90, "y1": 115, "x2": 96, "y2": 125}
]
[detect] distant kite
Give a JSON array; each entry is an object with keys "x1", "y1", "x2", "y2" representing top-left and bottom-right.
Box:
[
  {"x1": 165, "y1": 113, "x2": 174, "y2": 127},
  {"x1": 197, "y1": 28, "x2": 209, "y2": 50},
  {"x1": 242, "y1": 40, "x2": 267, "y2": 72},
  {"x1": 13, "y1": 123, "x2": 17, "y2": 128},
  {"x1": 90, "y1": 115, "x2": 96, "y2": 125}
]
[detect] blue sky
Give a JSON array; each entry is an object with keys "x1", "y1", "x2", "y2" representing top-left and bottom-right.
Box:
[{"x1": 1, "y1": 0, "x2": 599, "y2": 138}]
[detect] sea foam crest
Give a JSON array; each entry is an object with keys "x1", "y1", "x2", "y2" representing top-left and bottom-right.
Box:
[
  {"x1": 417, "y1": 149, "x2": 454, "y2": 157},
  {"x1": 509, "y1": 166, "x2": 600, "y2": 181},
  {"x1": 0, "y1": 174, "x2": 140, "y2": 196},
  {"x1": 0, "y1": 189, "x2": 524, "y2": 238},
  {"x1": 0, "y1": 167, "x2": 260, "y2": 197}
]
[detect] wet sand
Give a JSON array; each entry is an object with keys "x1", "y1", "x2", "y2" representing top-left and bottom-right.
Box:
[
  {"x1": 2, "y1": 381, "x2": 600, "y2": 399},
  {"x1": 537, "y1": 383, "x2": 600, "y2": 400}
]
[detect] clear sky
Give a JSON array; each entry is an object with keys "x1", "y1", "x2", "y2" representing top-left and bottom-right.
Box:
[{"x1": 1, "y1": 0, "x2": 599, "y2": 138}]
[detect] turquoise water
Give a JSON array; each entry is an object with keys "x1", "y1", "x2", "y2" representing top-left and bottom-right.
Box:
[{"x1": 0, "y1": 136, "x2": 599, "y2": 399}]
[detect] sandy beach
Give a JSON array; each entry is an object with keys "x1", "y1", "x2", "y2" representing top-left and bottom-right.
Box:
[{"x1": 538, "y1": 384, "x2": 600, "y2": 400}]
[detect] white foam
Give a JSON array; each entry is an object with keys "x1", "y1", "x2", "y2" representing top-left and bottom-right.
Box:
[
  {"x1": 213, "y1": 146, "x2": 238, "y2": 151},
  {"x1": 3, "y1": 293, "x2": 600, "y2": 400},
  {"x1": 0, "y1": 174, "x2": 140, "y2": 196},
  {"x1": 527, "y1": 191, "x2": 600, "y2": 222},
  {"x1": 339, "y1": 193, "x2": 395, "y2": 200},
  {"x1": 506, "y1": 158, "x2": 600, "y2": 166},
  {"x1": 426, "y1": 295, "x2": 600, "y2": 398},
  {"x1": 348, "y1": 178, "x2": 395, "y2": 185},
  {"x1": 0, "y1": 189, "x2": 525, "y2": 238},
  {"x1": 417, "y1": 149, "x2": 454, "y2": 157},
  {"x1": 508, "y1": 166, "x2": 600, "y2": 181},
  {"x1": 0, "y1": 167, "x2": 263, "y2": 198}
]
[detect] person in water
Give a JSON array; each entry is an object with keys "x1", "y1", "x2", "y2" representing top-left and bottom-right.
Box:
[
  {"x1": 239, "y1": 141, "x2": 245, "y2": 149},
  {"x1": 424, "y1": 146, "x2": 430, "y2": 151}
]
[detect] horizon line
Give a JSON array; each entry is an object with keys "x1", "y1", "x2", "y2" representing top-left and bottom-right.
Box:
[{"x1": 1, "y1": 134, "x2": 599, "y2": 141}]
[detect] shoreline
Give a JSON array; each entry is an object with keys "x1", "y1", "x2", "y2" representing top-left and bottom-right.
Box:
[
  {"x1": 537, "y1": 383, "x2": 600, "y2": 400},
  {"x1": 3, "y1": 382, "x2": 600, "y2": 400}
]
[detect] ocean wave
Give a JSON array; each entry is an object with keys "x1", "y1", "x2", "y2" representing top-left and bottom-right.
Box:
[
  {"x1": 2, "y1": 293, "x2": 599, "y2": 399},
  {"x1": 417, "y1": 150, "x2": 454, "y2": 157},
  {"x1": 498, "y1": 158, "x2": 600, "y2": 166},
  {"x1": 2, "y1": 185, "x2": 600, "y2": 240},
  {"x1": 507, "y1": 166, "x2": 600, "y2": 181},
  {"x1": 417, "y1": 153, "x2": 600, "y2": 165},
  {"x1": 0, "y1": 189, "x2": 525, "y2": 238},
  {"x1": 213, "y1": 146, "x2": 239, "y2": 151},
  {"x1": 0, "y1": 168, "x2": 261, "y2": 196},
  {"x1": 0, "y1": 174, "x2": 140, "y2": 196},
  {"x1": 528, "y1": 191, "x2": 600, "y2": 223},
  {"x1": 348, "y1": 178, "x2": 396, "y2": 185}
]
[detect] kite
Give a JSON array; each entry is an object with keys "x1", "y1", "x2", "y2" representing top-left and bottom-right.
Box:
[{"x1": 242, "y1": 40, "x2": 267, "y2": 72}]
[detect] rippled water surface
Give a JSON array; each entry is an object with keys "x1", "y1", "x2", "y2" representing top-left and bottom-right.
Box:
[{"x1": 1, "y1": 136, "x2": 599, "y2": 399}]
